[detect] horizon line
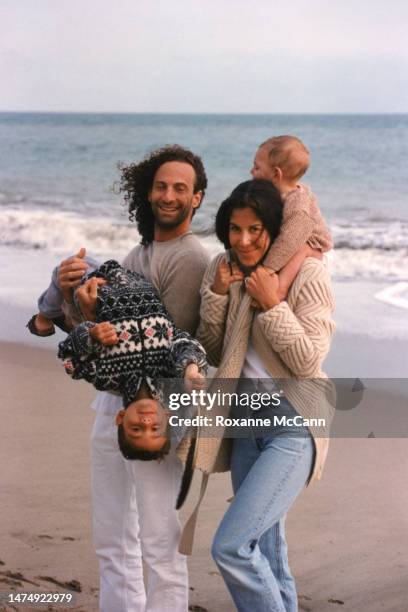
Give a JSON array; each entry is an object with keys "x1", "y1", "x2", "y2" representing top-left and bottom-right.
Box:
[{"x1": 0, "y1": 110, "x2": 407, "y2": 116}]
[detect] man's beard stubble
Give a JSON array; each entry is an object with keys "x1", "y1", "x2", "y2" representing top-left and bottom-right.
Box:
[{"x1": 152, "y1": 202, "x2": 193, "y2": 230}]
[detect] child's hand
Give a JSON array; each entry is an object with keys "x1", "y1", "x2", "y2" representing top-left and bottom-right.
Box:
[
  {"x1": 211, "y1": 256, "x2": 244, "y2": 295},
  {"x1": 76, "y1": 277, "x2": 106, "y2": 321},
  {"x1": 89, "y1": 322, "x2": 119, "y2": 346},
  {"x1": 184, "y1": 363, "x2": 206, "y2": 392},
  {"x1": 307, "y1": 245, "x2": 323, "y2": 261}
]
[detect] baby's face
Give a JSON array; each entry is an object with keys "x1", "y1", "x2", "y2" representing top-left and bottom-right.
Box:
[
  {"x1": 116, "y1": 398, "x2": 169, "y2": 452},
  {"x1": 251, "y1": 146, "x2": 276, "y2": 183}
]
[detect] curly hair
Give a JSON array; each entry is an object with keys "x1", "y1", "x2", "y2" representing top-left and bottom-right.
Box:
[{"x1": 119, "y1": 145, "x2": 207, "y2": 246}]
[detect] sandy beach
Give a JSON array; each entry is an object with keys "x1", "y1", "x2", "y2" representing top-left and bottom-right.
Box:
[
  {"x1": 1, "y1": 338, "x2": 408, "y2": 612},
  {"x1": 1, "y1": 3, "x2": 407, "y2": 607}
]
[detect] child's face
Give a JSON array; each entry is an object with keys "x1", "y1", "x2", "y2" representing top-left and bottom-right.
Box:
[
  {"x1": 251, "y1": 146, "x2": 276, "y2": 183},
  {"x1": 115, "y1": 398, "x2": 169, "y2": 452}
]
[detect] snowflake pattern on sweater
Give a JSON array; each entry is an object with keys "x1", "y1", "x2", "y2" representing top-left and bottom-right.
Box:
[{"x1": 58, "y1": 260, "x2": 207, "y2": 405}]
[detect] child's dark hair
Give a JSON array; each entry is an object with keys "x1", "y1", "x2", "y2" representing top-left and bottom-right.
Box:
[{"x1": 117, "y1": 424, "x2": 171, "y2": 461}]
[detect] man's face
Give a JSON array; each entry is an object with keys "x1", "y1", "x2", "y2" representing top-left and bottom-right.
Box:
[
  {"x1": 116, "y1": 398, "x2": 169, "y2": 452},
  {"x1": 149, "y1": 161, "x2": 202, "y2": 230}
]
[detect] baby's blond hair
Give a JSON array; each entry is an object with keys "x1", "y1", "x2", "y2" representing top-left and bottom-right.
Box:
[{"x1": 260, "y1": 135, "x2": 310, "y2": 182}]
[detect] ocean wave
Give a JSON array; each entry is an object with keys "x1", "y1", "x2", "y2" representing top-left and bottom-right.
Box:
[
  {"x1": 331, "y1": 221, "x2": 408, "y2": 251},
  {"x1": 328, "y1": 248, "x2": 408, "y2": 281},
  {"x1": 1, "y1": 207, "x2": 408, "y2": 281},
  {"x1": 0, "y1": 190, "x2": 118, "y2": 215},
  {"x1": 374, "y1": 282, "x2": 408, "y2": 311},
  {"x1": 0, "y1": 207, "x2": 135, "y2": 260}
]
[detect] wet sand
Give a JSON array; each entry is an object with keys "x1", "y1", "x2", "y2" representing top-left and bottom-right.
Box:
[{"x1": 1, "y1": 341, "x2": 408, "y2": 611}]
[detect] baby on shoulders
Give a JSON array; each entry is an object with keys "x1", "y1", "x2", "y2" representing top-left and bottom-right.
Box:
[{"x1": 251, "y1": 135, "x2": 333, "y2": 296}]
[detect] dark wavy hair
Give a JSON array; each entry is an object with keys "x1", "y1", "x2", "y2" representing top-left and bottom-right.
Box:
[
  {"x1": 117, "y1": 423, "x2": 171, "y2": 461},
  {"x1": 215, "y1": 179, "x2": 284, "y2": 249},
  {"x1": 119, "y1": 145, "x2": 207, "y2": 246}
]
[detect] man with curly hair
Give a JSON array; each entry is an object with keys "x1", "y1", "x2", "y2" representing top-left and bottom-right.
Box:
[{"x1": 58, "y1": 145, "x2": 210, "y2": 612}]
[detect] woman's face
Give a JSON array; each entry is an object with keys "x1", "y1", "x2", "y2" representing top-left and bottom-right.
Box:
[{"x1": 228, "y1": 207, "x2": 270, "y2": 268}]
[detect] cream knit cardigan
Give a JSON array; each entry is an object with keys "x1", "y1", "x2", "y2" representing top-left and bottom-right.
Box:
[{"x1": 194, "y1": 254, "x2": 336, "y2": 483}]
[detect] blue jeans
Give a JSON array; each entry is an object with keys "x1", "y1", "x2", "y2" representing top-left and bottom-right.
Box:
[{"x1": 212, "y1": 399, "x2": 314, "y2": 612}]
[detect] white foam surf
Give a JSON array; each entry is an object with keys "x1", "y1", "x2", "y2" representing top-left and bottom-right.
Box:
[
  {"x1": 1, "y1": 207, "x2": 408, "y2": 282},
  {"x1": 374, "y1": 283, "x2": 408, "y2": 311}
]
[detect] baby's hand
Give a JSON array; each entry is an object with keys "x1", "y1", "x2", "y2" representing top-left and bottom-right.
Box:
[
  {"x1": 184, "y1": 363, "x2": 206, "y2": 393},
  {"x1": 89, "y1": 322, "x2": 119, "y2": 346}
]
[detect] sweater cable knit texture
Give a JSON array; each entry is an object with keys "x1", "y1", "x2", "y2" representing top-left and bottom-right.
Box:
[{"x1": 188, "y1": 255, "x2": 336, "y2": 483}]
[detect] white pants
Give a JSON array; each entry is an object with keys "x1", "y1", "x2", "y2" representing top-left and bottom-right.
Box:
[{"x1": 91, "y1": 393, "x2": 188, "y2": 612}]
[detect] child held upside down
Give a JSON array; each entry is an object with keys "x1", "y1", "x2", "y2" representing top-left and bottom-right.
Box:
[{"x1": 28, "y1": 259, "x2": 207, "y2": 461}]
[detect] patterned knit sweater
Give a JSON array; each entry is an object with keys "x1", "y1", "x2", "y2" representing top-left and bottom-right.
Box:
[
  {"x1": 58, "y1": 260, "x2": 207, "y2": 406},
  {"x1": 264, "y1": 184, "x2": 333, "y2": 272},
  {"x1": 193, "y1": 255, "x2": 336, "y2": 482}
]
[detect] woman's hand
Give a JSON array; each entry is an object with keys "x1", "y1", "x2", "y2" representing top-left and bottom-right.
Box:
[
  {"x1": 75, "y1": 277, "x2": 106, "y2": 321},
  {"x1": 211, "y1": 257, "x2": 244, "y2": 295},
  {"x1": 58, "y1": 247, "x2": 90, "y2": 303},
  {"x1": 89, "y1": 321, "x2": 119, "y2": 346},
  {"x1": 245, "y1": 266, "x2": 281, "y2": 311}
]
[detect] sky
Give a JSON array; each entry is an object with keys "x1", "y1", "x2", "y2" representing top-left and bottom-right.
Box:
[{"x1": 0, "y1": 0, "x2": 407, "y2": 113}]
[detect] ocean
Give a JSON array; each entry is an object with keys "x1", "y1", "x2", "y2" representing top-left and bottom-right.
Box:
[{"x1": 1, "y1": 112, "x2": 407, "y2": 344}]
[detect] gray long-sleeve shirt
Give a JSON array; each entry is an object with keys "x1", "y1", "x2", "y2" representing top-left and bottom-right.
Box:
[{"x1": 122, "y1": 231, "x2": 210, "y2": 335}]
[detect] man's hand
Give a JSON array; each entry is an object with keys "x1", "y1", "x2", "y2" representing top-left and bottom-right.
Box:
[
  {"x1": 76, "y1": 277, "x2": 106, "y2": 321},
  {"x1": 184, "y1": 363, "x2": 206, "y2": 392},
  {"x1": 89, "y1": 322, "x2": 119, "y2": 346},
  {"x1": 211, "y1": 257, "x2": 244, "y2": 295},
  {"x1": 58, "y1": 247, "x2": 89, "y2": 303},
  {"x1": 245, "y1": 266, "x2": 281, "y2": 312}
]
